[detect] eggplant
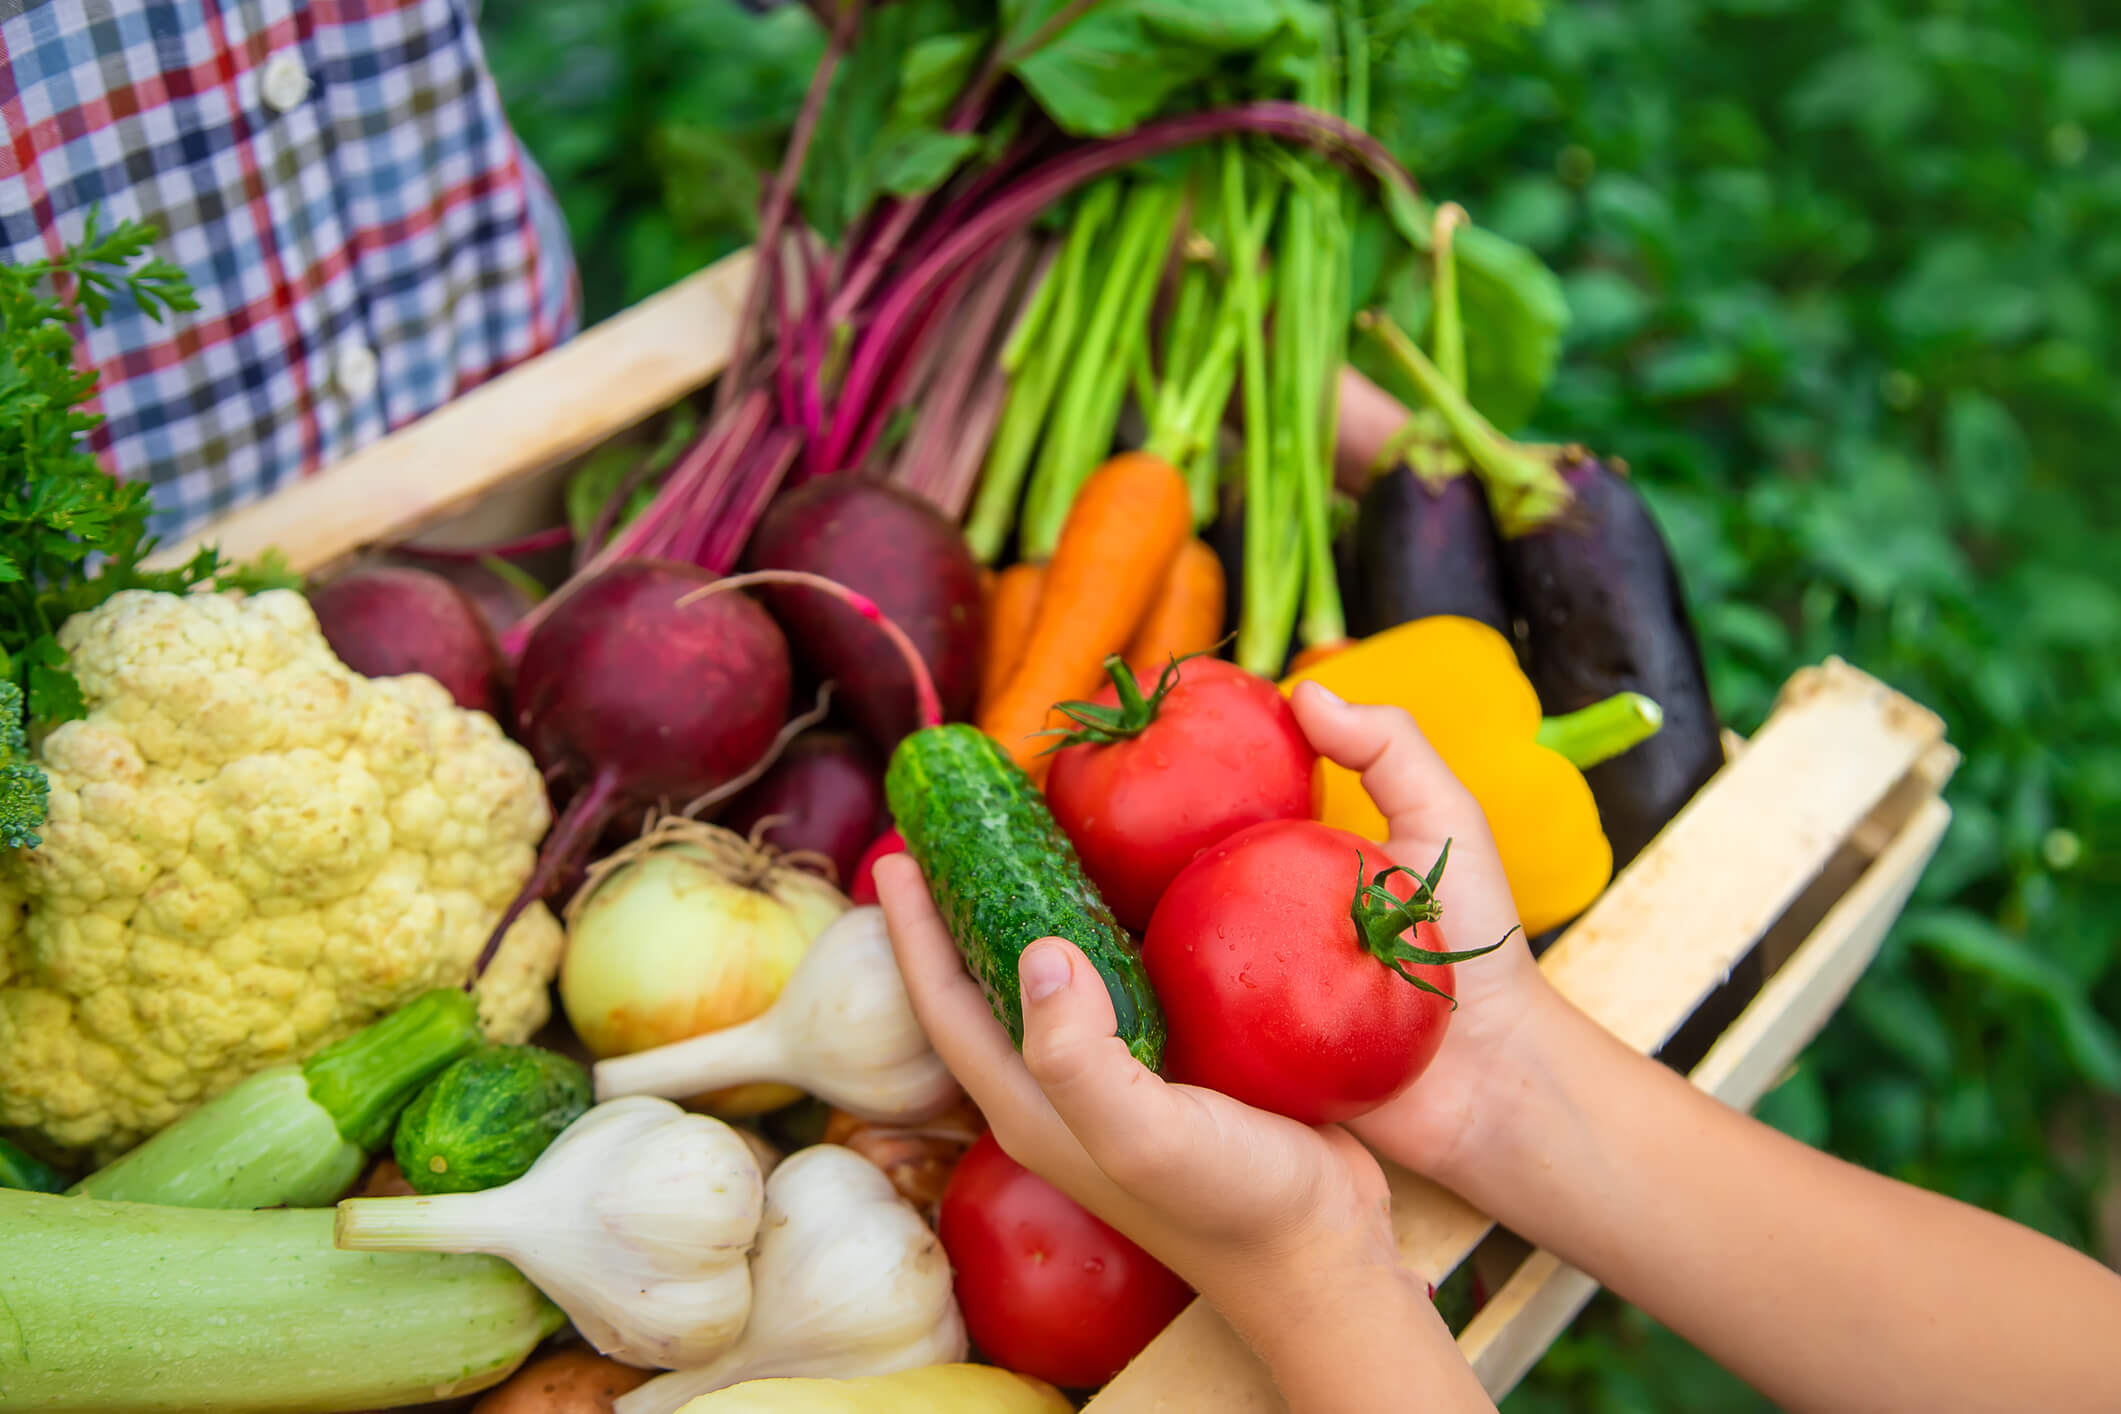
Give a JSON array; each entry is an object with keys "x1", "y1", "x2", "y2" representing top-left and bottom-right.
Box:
[
  {"x1": 1500, "y1": 452, "x2": 1725, "y2": 868},
  {"x1": 1348, "y1": 466, "x2": 1513, "y2": 638}
]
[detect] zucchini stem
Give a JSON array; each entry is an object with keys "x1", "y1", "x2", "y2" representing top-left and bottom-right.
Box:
[{"x1": 303, "y1": 987, "x2": 481, "y2": 1152}]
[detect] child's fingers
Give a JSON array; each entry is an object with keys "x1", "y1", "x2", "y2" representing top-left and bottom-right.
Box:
[
  {"x1": 873, "y1": 856, "x2": 1056, "y2": 1125},
  {"x1": 1016, "y1": 937, "x2": 1185, "y2": 1191},
  {"x1": 872, "y1": 856, "x2": 1117, "y2": 1192},
  {"x1": 1288, "y1": 679, "x2": 1490, "y2": 848}
]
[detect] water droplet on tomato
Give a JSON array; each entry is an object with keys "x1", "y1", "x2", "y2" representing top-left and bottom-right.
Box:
[{"x1": 1084, "y1": 1257, "x2": 1105, "y2": 1275}]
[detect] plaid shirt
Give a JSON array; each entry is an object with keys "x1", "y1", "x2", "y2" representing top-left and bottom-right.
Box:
[{"x1": 2, "y1": 0, "x2": 580, "y2": 540}]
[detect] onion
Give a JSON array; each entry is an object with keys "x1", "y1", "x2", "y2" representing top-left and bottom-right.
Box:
[{"x1": 560, "y1": 817, "x2": 848, "y2": 1116}]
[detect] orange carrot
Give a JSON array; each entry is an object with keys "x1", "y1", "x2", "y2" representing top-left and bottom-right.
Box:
[
  {"x1": 1286, "y1": 637, "x2": 1357, "y2": 674},
  {"x1": 1122, "y1": 537, "x2": 1226, "y2": 681},
  {"x1": 980, "y1": 561, "x2": 1047, "y2": 714},
  {"x1": 979, "y1": 452, "x2": 1191, "y2": 781}
]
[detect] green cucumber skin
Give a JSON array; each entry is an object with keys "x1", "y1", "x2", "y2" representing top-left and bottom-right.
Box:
[
  {"x1": 393, "y1": 1045, "x2": 591, "y2": 1195},
  {"x1": 68, "y1": 1067, "x2": 365, "y2": 1210},
  {"x1": 0, "y1": 1136, "x2": 67, "y2": 1194},
  {"x1": 885, "y1": 724, "x2": 1165, "y2": 1071},
  {"x1": 0, "y1": 1189, "x2": 562, "y2": 1413}
]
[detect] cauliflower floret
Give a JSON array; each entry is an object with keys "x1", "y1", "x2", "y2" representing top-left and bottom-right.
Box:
[{"x1": 0, "y1": 588, "x2": 562, "y2": 1161}]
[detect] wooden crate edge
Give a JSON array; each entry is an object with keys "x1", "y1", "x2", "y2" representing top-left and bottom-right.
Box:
[
  {"x1": 1459, "y1": 790, "x2": 1954, "y2": 1397},
  {"x1": 1086, "y1": 660, "x2": 1956, "y2": 1413}
]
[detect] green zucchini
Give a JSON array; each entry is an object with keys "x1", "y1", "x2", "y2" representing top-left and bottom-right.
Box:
[
  {"x1": 0, "y1": 1188, "x2": 562, "y2": 1412},
  {"x1": 71, "y1": 987, "x2": 479, "y2": 1209},
  {"x1": 393, "y1": 1044, "x2": 591, "y2": 1194},
  {"x1": 884, "y1": 723, "x2": 1164, "y2": 1070}
]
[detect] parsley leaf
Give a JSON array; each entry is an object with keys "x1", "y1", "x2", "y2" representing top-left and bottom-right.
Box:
[{"x1": 1, "y1": 208, "x2": 295, "y2": 848}]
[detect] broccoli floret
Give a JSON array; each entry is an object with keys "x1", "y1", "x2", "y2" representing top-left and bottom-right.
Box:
[{"x1": 0, "y1": 679, "x2": 50, "y2": 850}]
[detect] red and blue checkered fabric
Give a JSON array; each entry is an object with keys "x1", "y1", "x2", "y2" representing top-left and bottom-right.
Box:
[{"x1": 2, "y1": 0, "x2": 580, "y2": 540}]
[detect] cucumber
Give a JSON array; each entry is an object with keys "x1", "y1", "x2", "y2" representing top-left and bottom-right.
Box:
[
  {"x1": 884, "y1": 723, "x2": 1164, "y2": 1070},
  {"x1": 393, "y1": 1044, "x2": 591, "y2": 1194}
]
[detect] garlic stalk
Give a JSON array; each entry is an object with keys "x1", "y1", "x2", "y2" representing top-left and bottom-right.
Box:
[
  {"x1": 594, "y1": 906, "x2": 960, "y2": 1125},
  {"x1": 616, "y1": 1144, "x2": 967, "y2": 1414},
  {"x1": 335, "y1": 1096, "x2": 763, "y2": 1370}
]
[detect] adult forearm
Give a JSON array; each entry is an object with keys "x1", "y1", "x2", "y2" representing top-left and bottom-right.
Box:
[
  {"x1": 1209, "y1": 1247, "x2": 1496, "y2": 1414},
  {"x1": 1439, "y1": 986, "x2": 2121, "y2": 1413}
]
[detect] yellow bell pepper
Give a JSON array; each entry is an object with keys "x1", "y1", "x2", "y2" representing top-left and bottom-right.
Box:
[
  {"x1": 1281, "y1": 616, "x2": 1661, "y2": 936},
  {"x1": 675, "y1": 1365, "x2": 1074, "y2": 1414}
]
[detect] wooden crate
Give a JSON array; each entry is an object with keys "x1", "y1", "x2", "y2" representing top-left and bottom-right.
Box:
[{"x1": 159, "y1": 247, "x2": 1959, "y2": 1408}]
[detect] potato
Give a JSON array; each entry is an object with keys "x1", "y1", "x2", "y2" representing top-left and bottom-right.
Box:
[{"x1": 471, "y1": 1348, "x2": 651, "y2": 1414}]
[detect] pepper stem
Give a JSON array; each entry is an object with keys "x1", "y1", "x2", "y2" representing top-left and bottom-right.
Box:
[
  {"x1": 301, "y1": 989, "x2": 481, "y2": 1153},
  {"x1": 1536, "y1": 692, "x2": 1665, "y2": 771},
  {"x1": 1349, "y1": 842, "x2": 1517, "y2": 1003}
]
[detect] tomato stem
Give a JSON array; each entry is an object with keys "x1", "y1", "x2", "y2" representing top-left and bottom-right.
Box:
[
  {"x1": 1348, "y1": 842, "x2": 1517, "y2": 1003},
  {"x1": 1035, "y1": 639, "x2": 1229, "y2": 753}
]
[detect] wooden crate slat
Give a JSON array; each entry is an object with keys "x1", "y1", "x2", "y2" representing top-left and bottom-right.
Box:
[
  {"x1": 1459, "y1": 790, "x2": 1954, "y2": 1397},
  {"x1": 1085, "y1": 657, "x2": 1949, "y2": 1414},
  {"x1": 146, "y1": 247, "x2": 758, "y2": 577}
]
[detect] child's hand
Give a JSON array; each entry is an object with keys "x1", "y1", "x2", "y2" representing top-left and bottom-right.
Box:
[
  {"x1": 873, "y1": 854, "x2": 1399, "y2": 1322},
  {"x1": 1282, "y1": 681, "x2": 1559, "y2": 1187}
]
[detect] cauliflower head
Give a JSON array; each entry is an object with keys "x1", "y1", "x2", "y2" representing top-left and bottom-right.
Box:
[{"x1": 0, "y1": 588, "x2": 563, "y2": 1161}]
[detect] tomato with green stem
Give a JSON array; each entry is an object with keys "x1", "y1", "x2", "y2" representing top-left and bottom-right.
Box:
[
  {"x1": 1141, "y1": 819, "x2": 1513, "y2": 1126},
  {"x1": 1042, "y1": 651, "x2": 1317, "y2": 934}
]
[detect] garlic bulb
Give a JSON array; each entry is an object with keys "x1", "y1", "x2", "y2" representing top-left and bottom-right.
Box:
[
  {"x1": 594, "y1": 906, "x2": 959, "y2": 1125},
  {"x1": 335, "y1": 1096, "x2": 763, "y2": 1369},
  {"x1": 615, "y1": 1144, "x2": 967, "y2": 1414}
]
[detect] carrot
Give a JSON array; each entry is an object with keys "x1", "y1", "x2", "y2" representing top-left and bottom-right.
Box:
[
  {"x1": 1286, "y1": 637, "x2": 1356, "y2": 674},
  {"x1": 980, "y1": 561, "x2": 1047, "y2": 713},
  {"x1": 1122, "y1": 537, "x2": 1226, "y2": 681},
  {"x1": 979, "y1": 451, "x2": 1191, "y2": 781}
]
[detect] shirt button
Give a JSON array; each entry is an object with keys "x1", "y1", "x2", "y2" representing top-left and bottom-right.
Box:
[
  {"x1": 333, "y1": 343, "x2": 379, "y2": 401},
  {"x1": 261, "y1": 53, "x2": 312, "y2": 114}
]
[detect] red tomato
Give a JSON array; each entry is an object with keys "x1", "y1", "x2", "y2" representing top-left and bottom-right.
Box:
[
  {"x1": 937, "y1": 1131, "x2": 1192, "y2": 1389},
  {"x1": 847, "y1": 827, "x2": 903, "y2": 905},
  {"x1": 1142, "y1": 818, "x2": 1483, "y2": 1126},
  {"x1": 1044, "y1": 657, "x2": 1317, "y2": 933}
]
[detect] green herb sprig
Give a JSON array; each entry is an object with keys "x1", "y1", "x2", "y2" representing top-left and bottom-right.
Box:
[{"x1": 0, "y1": 208, "x2": 296, "y2": 847}]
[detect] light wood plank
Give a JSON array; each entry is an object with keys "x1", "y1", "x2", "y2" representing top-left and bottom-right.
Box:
[
  {"x1": 1086, "y1": 659, "x2": 1948, "y2": 1414},
  {"x1": 1459, "y1": 793, "x2": 1953, "y2": 1397},
  {"x1": 148, "y1": 247, "x2": 758, "y2": 577}
]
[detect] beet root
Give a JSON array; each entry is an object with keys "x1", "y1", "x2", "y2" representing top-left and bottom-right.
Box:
[
  {"x1": 473, "y1": 558, "x2": 794, "y2": 974},
  {"x1": 718, "y1": 729, "x2": 886, "y2": 887},
  {"x1": 1502, "y1": 454, "x2": 1724, "y2": 867},
  {"x1": 1349, "y1": 467, "x2": 1513, "y2": 639},
  {"x1": 745, "y1": 475, "x2": 984, "y2": 753},
  {"x1": 309, "y1": 565, "x2": 508, "y2": 717}
]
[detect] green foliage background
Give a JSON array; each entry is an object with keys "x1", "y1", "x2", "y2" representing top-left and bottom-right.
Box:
[{"x1": 477, "y1": 0, "x2": 2120, "y2": 1404}]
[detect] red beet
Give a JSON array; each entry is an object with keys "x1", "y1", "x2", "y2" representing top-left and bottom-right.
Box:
[
  {"x1": 718, "y1": 730, "x2": 886, "y2": 887},
  {"x1": 471, "y1": 559, "x2": 793, "y2": 974},
  {"x1": 382, "y1": 553, "x2": 540, "y2": 639},
  {"x1": 746, "y1": 476, "x2": 984, "y2": 753},
  {"x1": 309, "y1": 565, "x2": 507, "y2": 716}
]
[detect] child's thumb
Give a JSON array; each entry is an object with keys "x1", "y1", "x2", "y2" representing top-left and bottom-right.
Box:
[{"x1": 1017, "y1": 938, "x2": 1170, "y2": 1171}]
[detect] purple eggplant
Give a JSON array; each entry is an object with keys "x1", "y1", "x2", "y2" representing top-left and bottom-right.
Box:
[
  {"x1": 1348, "y1": 465, "x2": 1513, "y2": 638},
  {"x1": 1359, "y1": 312, "x2": 1725, "y2": 874},
  {"x1": 1499, "y1": 452, "x2": 1724, "y2": 866}
]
